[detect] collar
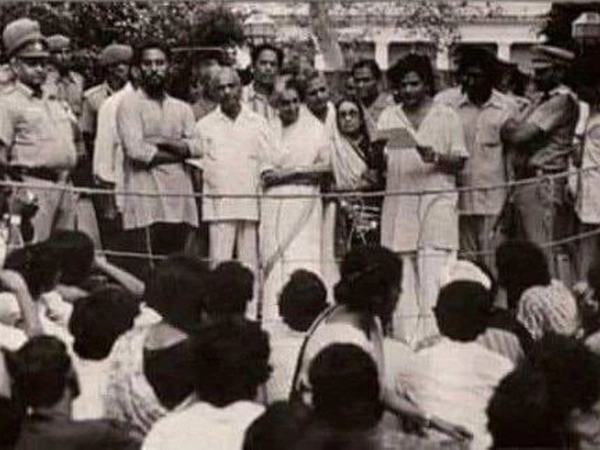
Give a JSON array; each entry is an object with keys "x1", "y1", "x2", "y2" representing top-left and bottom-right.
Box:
[
  {"x1": 216, "y1": 104, "x2": 250, "y2": 123},
  {"x1": 15, "y1": 81, "x2": 43, "y2": 99},
  {"x1": 458, "y1": 89, "x2": 505, "y2": 109},
  {"x1": 103, "y1": 81, "x2": 115, "y2": 96}
]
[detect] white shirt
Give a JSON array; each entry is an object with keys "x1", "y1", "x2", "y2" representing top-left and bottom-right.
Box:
[
  {"x1": 72, "y1": 357, "x2": 110, "y2": 420},
  {"x1": 193, "y1": 106, "x2": 275, "y2": 222},
  {"x1": 93, "y1": 83, "x2": 134, "y2": 211},
  {"x1": 397, "y1": 338, "x2": 513, "y2": 450},
  {"x1": 142, "y1": 400, "x2": 264, "y2": 450},
  {"x1": 264, "y1": 322, "x2": 304, "y2": 403}
]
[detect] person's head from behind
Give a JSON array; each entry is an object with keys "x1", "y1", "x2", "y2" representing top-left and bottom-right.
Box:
[
  {"x1": 205, "y1": 261, "x2": 253, "y2": 322},
  {"x1": 243, "y1": 401, "x2": 310, "y2": 450},
  {"x1": 488, "y1": 334, "x2": 600, "y2": 448},
  {"x1": 4, "y1": 243, "x2": 60, "y2": 299},
  {"x1": 278, "y1": 270, "x2": 328, "y2": 332},
  {"x1": 532, "y1": 334, "x2": 600, "y2": 423},
  {"x1": 45, "y1": 230, "x2": 94, "y2": 287},
  {"x1": 9, "y1": 335, "x2": 79, "y2": 410},
  {"x1": 496, "y1": 240, "x2": 550, "y2": 310},
  {"x1": 387, "y1": 53, "x2": 435, "y2": 108},
  {"x1": 335, "y1": 96, "x2": 369, "y2": 140},
  {"x1": 334, "y1": 245, "x2": 402, "y2": 328},
  {"x1": 144, "y1": 254, "x2": 209, "y2": 335},
  {"x1": 456, "y1": 47, "x2": 498, "y2": 103},
  {"x1": 352, "y1": 59, "x2": 381, "y2": 104},
  {"x1": 487, "y1": 364, "x2": 565, "y2": 448},
  {"x1": 434, "y1": 281, "x2": 492, "y2": 342},
  {"x1": 309, "y1": 343, "x2": 382, "y2": 431},
  {"x1": 69, "y1": 286, "x2": 139, "y2": 361},
  {"x1": 192, "y1": 319, "x2": 271, "y2": 407}
]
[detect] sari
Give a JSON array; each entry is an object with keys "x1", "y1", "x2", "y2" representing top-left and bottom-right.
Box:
[
  {"x1": 290, "y1": 304, "x2": 385, "y2": 408},
  {"x1": 260, "y1": 108, "x2": 329, "y2": 322},
  {"x1": 329, "y1": 120, "x2": 381, "y2": 253}
]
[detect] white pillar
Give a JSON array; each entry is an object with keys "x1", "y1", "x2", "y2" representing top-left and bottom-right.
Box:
[
  {"x1": 497, "y1": 42, "x2": 512, "y2": 63},
  {"x1": 436, "y1": 46, "x2": 450, "y2": 71},
  {"x1": 375, "y1": 39, "x2": 389, "y2": 70}
]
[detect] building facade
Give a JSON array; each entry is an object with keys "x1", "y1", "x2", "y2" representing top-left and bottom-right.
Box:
[{"x1": 235, "y1": 1, "x2": 550, "y2": 73}]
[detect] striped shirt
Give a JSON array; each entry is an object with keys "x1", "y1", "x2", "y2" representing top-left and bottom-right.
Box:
[{"x1": 517, "y1": 279, "x2": 580, "y2": 341}]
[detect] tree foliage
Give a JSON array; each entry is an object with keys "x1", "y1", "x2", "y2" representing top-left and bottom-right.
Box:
[
  {"x1": 0, "y1": 2, "x2": 245, "y2": 51},
  {"x1": 0, "y1": 2, "x2": 246, "y2": 94}
]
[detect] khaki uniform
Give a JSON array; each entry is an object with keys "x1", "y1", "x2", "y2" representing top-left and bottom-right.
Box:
[
  {"x1": 0, "y1": 82, "x2": 78, "y2": 242},
  {"x1": 80, "y1": 82, "x2": 113, "y2": 136},
  {"x1": 513, "y1": 85, "x2": 579, "y2": 276},
  {"x1": 44, "y1": 68, "x2": 84, "y2": 118}
]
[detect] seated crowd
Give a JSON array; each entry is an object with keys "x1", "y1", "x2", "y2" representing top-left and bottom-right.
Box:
[{"x1": 0, "y1": 228, "x2": 600, "y2": 449}]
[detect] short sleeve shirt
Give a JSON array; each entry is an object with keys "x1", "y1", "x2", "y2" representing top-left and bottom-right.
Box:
[
  {"x1": 528, "y1": 85, "x2": 579, "y2": 171},
  {"x1": 435, "y1": 88, "x2": 518, "y2": 215},
  {"x1": 0, "y1": 82, "x2": 77, "y2": 169}
]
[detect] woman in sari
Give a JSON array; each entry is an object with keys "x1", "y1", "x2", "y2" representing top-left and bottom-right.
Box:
[
  {"x1": 260, "y1": 78, "x2": 330, "y2": 323},
  {"x1": 377, "y1": 54, "x2": 468, "y2": 347},
  {"x1": 330, "y1": 97, "x2": 384, "y2": 253},
  {"x1": 290, "y1": 245, "x2": 471, "y2": 444}
]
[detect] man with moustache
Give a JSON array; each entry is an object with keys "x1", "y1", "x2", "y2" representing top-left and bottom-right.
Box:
[
  {"x1": 0, "y1": 18, "x2": 78, "y2": 242},
  {"x1": 116, "y1": 42, "x2": 201, "y2": 275}
]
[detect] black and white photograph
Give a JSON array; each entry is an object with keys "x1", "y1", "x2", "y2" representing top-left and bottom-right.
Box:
[{"x1": 0, "y1": 0, "x2": 598, "y2": 448}]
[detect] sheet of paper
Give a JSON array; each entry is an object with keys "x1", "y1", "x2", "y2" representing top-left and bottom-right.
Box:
[{"x1": 376, "y1": 127, "x2": 419, "y2": 149}]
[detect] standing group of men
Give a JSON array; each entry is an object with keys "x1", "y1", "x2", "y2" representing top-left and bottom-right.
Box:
[{"x1": 0, "y1": 16, "x2": 589, "y2": 326}]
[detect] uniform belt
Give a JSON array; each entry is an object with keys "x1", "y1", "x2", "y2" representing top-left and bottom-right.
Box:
[{"x1": 11, "y1": 166, "x2": 61, "y2": 182}]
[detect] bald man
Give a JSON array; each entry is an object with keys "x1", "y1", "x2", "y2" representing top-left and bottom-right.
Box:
[{"x1": 193, "y1": 67, "x2": 276, "y2": 296}]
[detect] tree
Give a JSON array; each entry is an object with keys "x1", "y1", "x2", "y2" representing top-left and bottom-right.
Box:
[{"x1": 0, "y1": 2, "x2": 246, "y2": 91}]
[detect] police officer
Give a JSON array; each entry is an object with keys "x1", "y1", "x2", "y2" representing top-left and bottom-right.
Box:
[
  {"x1": 504, "y1": 45, "x2": 580, "y2": 277},
  {"x1": 80, "y1": 44, "x2": 132, "y2": 146},
  {"x1": 44, "y1": 34, "x2": 84, "y2": 118},
  {"x1": 0, "y1": 18, "x2": 77, "y2": 242}
]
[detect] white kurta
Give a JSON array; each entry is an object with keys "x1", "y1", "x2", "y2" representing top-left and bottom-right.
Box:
[
  {"x1": 260, "y1": 109, "x2": 328, "y2": 322},
  {"x1": 377, "y1": 103, "x2": 467, "y2": 346},
  {"x1": 117, "y1": 89, "x2": 202, "y2": 230},
  {"x1": 378, "y1": 103, "x2": 467, "y2": 253}
]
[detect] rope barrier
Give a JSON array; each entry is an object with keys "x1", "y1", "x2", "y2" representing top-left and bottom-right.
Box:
[
  {"x1": 0, "y1": 164, "x2": 597, "y2": 199},
  {"x1": 91, "y1": 227, "x2": 600, "y2": 262}
]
